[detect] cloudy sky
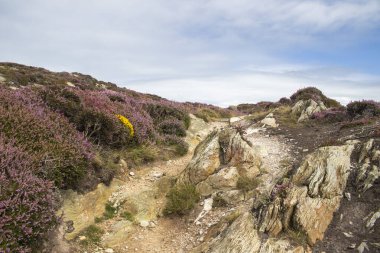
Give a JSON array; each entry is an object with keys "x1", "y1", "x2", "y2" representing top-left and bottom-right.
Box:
[{"x1": 1, "y1": 0, "x2": 380, "y2": 106}]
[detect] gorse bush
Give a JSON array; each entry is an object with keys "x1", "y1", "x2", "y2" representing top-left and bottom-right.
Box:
[
  {"x1": 0, "y1": 87, "x2": 92, "y2": 189},
  {"x1": 116, "y1": 114, "x2": 135, "y2": 137},
  {"x1": 0, "y1": 137, "x2": 59, "y2": 252}
]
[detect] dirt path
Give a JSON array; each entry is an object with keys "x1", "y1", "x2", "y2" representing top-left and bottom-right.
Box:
[
  {"x1": 92, "y1": 118, "x2": 227, "y2": 253},
  {"x1": 59, "y1": 116, "x2": 293, "y2": 253}
]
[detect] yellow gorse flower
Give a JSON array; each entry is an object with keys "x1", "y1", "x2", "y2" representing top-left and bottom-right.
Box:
[{"x1": 116, "y1": 114, "x2": 134, "y2": 137}]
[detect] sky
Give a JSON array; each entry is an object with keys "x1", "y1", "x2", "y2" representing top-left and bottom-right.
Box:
[{"x1": 1, "y1": 0, "x2": 380, "y2": 107}]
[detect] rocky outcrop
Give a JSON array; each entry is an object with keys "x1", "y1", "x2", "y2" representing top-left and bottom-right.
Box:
[
  {"x1": 260, "y1": 113, "x2": 278, "y2": 128},
  {"x1": 59, "y1": 179, "x2": 124, "y2": 240},
  {"x1": 194, "y1": 142, "x2": 358, "y2": 253},
  {"x1": 291, "y1": 99, "x2": 327, "y2": 122},
  {"x1": 178, "y1": 127, "x2": 262, "y2": 200},
  {"x1": 356, "y1": 139, "x2": 380, "y2": 192},
  {"x1": 194, "y1": 212, "x2": 312, "y2": 253},
  {"x1": 256, "y1": 143, "x2": 356, "y2": 245}
]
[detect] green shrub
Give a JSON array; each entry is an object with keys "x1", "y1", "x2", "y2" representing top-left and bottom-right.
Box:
[
  {"x1": 164, "y1": 184, "x2": 200, "y2": 215},
  {"x1": 212, "y1": 194, "x2": 229, "y2": 207},
  {"x1": 78, "y1": 225, "x2": 104, "y2": 246},
  {"x1": 125, "y1": 145, "x2": 159, "y2": 166},
  {"x1": 347, "y1": 100, "x2": 380, "y2": 118},
  {"x1": 162, "y1": 135, "x2": 189, "y2": 156},
  {"x1": 103, "y1": 202, "x2": 117, "y2": 220}
]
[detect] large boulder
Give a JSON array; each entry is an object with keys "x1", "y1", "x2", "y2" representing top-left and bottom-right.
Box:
[
  {"x1": 178, "y1": 128, "x2": 262, "y2": 199},
  {"x1": 291, "y1": 99, "x2": 327, "y2": 122}
]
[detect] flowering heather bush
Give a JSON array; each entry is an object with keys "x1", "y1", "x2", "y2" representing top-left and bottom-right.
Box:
[
  {"x1": 158, "y1": 119, "x2": 186, "y2": 137},
  {"x1": 144, "y1": 102, "x2": 190, "y2": 129},
  {"x1": 40, "y1": 87, "x2": 156, "y2": 146},
  {"x1": 0, "y1": 136, "x2": 59, "y2": 252},
  {"x1": 311, "y1": 107, "x2": 348, "y2": 123},
  {"x1": 0, "y1": 87, "x2": 92, "y2": 189},
  {"x1": 347, "y1": 100, "x2": 380, "y2": 118}
]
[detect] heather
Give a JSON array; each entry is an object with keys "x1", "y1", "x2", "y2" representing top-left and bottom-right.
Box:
[
  {"x1": 0, "y1": 63, "x2": 237, "y2": 251},
  {"x1": 346, "y1": 100, "x2": 380, "y2": 118},
  {"x1": 0, "y1": 136, "x2": 59, "y2": 252},
  {"x1": 0, "y1": 87, "x2": 93, "y2": 189}
]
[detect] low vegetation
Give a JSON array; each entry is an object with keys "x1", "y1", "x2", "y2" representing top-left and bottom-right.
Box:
[
  {"x1": 164, "y1": 183, "x2": 200, "y2": 215},
  {"x1": 78, "y1": 225, "x2": 104, "y2": 246},
  {"x1": 0, "y1": 63, "x2": 237, "y2": 252},
  {"x1": 237, "y1": 176, "x2": 262, "y2": 193}
]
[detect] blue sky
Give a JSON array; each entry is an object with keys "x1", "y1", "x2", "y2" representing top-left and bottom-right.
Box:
[{"x1": 1, "y1": 0, "x2": 379, "y2": 106}]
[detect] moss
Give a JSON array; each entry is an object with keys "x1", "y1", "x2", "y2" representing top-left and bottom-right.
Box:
[{"x1": 164, "y1": 183, "x2": 200, "y2": 215}]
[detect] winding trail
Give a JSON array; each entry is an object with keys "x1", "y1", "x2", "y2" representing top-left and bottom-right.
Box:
[{"x1": 57, "y1": 116, "x2": 292, "y2": 253}]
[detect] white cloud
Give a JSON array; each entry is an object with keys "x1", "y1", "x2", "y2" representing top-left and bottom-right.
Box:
[
  {"x1": 127, "y1": 67, "x2": 380, "y2": 107},
  {"x1": 0, "y1": 0, "x2": 379, "y2": 106}
]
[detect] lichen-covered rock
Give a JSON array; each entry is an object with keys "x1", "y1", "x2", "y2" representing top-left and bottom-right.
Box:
[
  {"x1": 59, "y1": 179, "x2": 123, "y2": 240},
  {"x1": 257, "y1": 143, "x2": 356, "y2": 245},
  {"x1": 356, "y1": 139, "x2": 380, "y2": 192},
  {"x1": 292, "y1": 145, "x2": 355, "y2": 198},
  {"x1": 180, "y1": 130, "x2": 221, "y2": 184},
  {"x1": 291, "y1": 99, "x2": 327, "y2": 122},
  {"x1": 195, "y1": 212, "x2": 311, "y2": 253},
  {"x1": 178, "y1": 127, "x2": 262, "y2": 200}
]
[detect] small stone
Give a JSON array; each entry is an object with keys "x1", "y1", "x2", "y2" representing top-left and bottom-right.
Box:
[
  {"x1": 149, "y1": 222, "x2": 156, "y2": 228},
  {"x1": 79, "y1": 236, "x2": 86, "y2": 241},
  {"x1": 343, "y1": 232, "x2": 354, "y2": 238},
  {"x1": 151, "y1": 171, "x2": 164, "y2": 178},
  {"x1": 105, "y1": 249, "x2": 114, "y2": 253},
  {"x1": 357, "y1": 242, "x2": 369, "y2": 253},
  {"x1": 140, "y1": 220, "x2": 150, "y2": 227},
  {"x1": 348, "y1": 244, "x2": 356, "y2": 249},
  {"x1": 129, "y1": 171, "x2": 135, "y2": 176},
  {"x1": 303, "y1": 149, "x2": 309, "y2": 152},
  {"x1": 345, "y1": 192, "x2": 351, "y2": 201}
]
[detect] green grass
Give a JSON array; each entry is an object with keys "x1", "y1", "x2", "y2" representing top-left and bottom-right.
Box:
[
  {"x1": 78, "y1": 225, "x2": 104, "y2": 246},
  {"x1": 120, "y1": 211, "x2": 134, "y2": 221}
]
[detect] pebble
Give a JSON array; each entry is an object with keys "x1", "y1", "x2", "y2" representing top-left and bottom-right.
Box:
[
  {"x1": 345, "y1": 192, "x2": 351, "y2": 201},
  {"x1": 78, "y1": 236, "x2": 86, "y2": 241},
  {"x1": 151, "y1": 171, "x2": 164, "y2": 178},
  {"x1": 129, "y1": 171, "x2": 135, "y2": 176},
  {"x1": 105, "y1": 249, "x2": 114, "y2": 253}
]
